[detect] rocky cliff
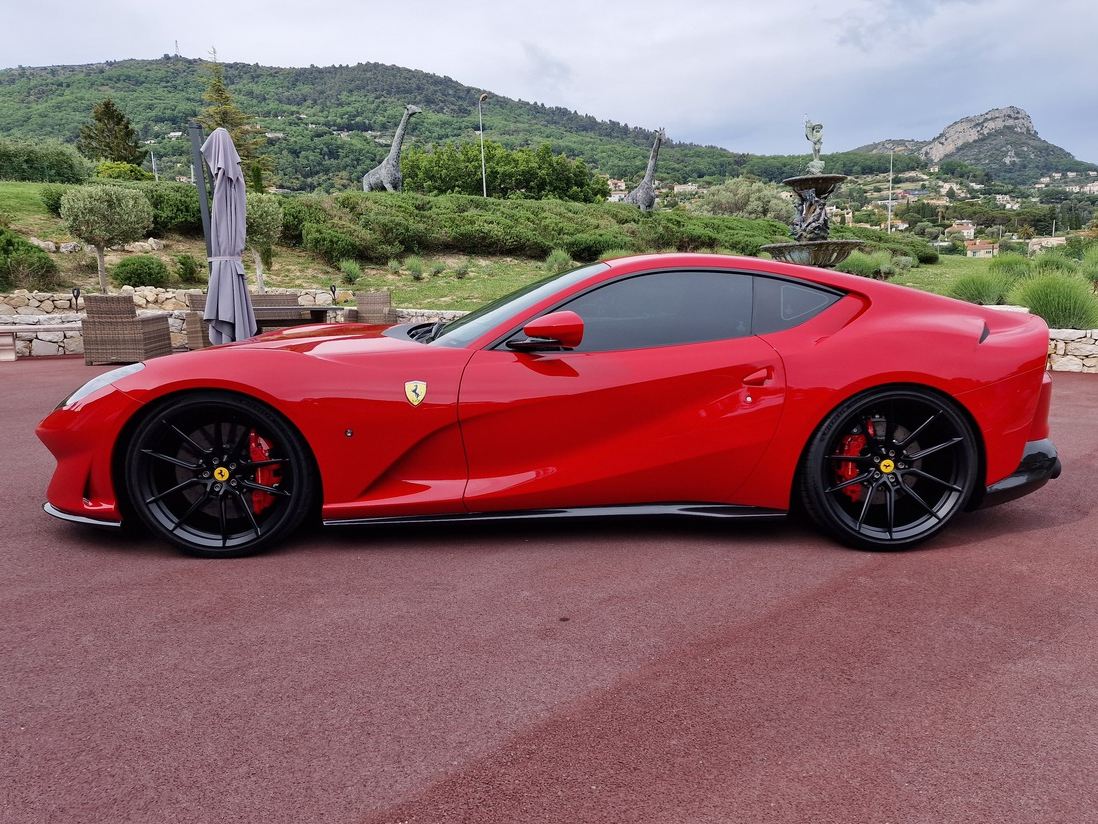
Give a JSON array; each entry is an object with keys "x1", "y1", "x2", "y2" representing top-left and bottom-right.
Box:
[
  {"x1": 851, "y1": 106, "x2": 1094, "y2": 183},
  {"x1": 918, "y1": 106, "x2": 1038, "y2": 164}
]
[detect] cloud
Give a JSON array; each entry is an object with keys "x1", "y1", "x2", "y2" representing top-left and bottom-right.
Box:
[{"x1": 516, "y1": 43, "x2": 575, "y2": 103}]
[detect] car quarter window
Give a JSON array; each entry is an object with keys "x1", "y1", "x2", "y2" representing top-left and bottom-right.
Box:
[
  {"x1": 559, "y1": 270, "x2": 754, "y2": 352},
  {"x1": 752, "y1": 277, "x2": 843, "y2": 335}
]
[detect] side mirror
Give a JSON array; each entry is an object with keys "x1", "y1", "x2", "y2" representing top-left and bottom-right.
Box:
[{"x1": 507, "y1": 310, "x2": 584, "y2": 351}]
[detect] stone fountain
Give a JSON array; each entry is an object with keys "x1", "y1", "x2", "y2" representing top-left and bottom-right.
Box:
[{"x1": 759, "y1": 119, "x2": 863, "y2": 267}]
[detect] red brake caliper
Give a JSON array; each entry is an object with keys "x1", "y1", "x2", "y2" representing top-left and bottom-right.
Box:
[
  {"x1": 249, "y1": 430, "x2": 282, "y2": 514},
  {"x1": 835, "y1": 420, "x2": 873, "y2": 502}
]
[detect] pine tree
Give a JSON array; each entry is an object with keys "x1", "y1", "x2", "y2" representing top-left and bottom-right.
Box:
[
  {"x1": 76, "y1": 99, "x2": 148, "y2": 165},
  {"x1": 196, "y1": 53, "x2": 270, "y2": 189}
]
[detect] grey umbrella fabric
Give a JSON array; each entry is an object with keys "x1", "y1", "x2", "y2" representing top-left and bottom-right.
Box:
[{"x1": 201, "y1": 128, "x2": 256, "y2": 344}]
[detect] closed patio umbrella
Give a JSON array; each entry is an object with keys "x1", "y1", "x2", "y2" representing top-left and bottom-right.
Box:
[{"x1": 201, "y1": 128, "x2": 256, "y2": 344}]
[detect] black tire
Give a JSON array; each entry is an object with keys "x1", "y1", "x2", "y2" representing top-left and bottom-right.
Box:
[
  {"x1": 123, "y1": 392, "x2": 316, "y2": 558},
  {"x1": 799, "y1": 387, "x2": 978, "y2": 551}
]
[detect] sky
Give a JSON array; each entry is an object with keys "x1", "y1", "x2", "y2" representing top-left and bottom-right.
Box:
[{"x1": 6, "y1": 0, "x2": 1098, "y2": 164}]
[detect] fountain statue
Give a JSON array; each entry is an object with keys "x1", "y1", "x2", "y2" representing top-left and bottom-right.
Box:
[{"x1": 759, "y1": 119, "x2": 863, "y2": 267}]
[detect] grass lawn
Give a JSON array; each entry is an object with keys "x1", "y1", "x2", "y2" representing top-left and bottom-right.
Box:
[
  {"x1": 0, "y1": 180, "x2": 63, "y2": 236},
  {"x1": 892, "y1": 254, "x2": 990, "y2": 297}
]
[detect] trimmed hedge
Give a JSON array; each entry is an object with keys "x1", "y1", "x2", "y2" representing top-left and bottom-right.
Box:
[{"x1": 277, "y1": 191, "x2": 796, "y2": 264}]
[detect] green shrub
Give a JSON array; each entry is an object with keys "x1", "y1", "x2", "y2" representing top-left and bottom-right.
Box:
[
  {"x1": 0, "y1": 137, "x2": 92, "y2": 183},
  {"x1": 544, "y1": 248, "x2": 573, "y2": 272},
  {"x1": 453, "y1": 258, "x2": 471, "y2": 279},
  {"x1": 405, "y1": 255, "x2": 425, "y2": 280},
  {"x1": 1032, "y1": 251, "x2": 1077, "y2": 275},
  {"x1": 40, "y1": 184, "x2": 68, "y2": 217},
  {"x1": 988, "y1": 252, "x2": 1031, "y2": 280},
  {"x1": 0, "y1": 227, "x2": 60, "y2": 291},
  {"x1": 1079, "y1": 246, "x2": 1098, "y2": 293},
  {"x1": 111, "y1": 254, "x2": 169, "y2": 288},
  {"x1": 1009, "y1": 275, "x2": 1098, "y2": 330},
  {"x1": 948, "y1": 272, "x2": 1014, "y2": 305},
  {"x1": 301, "y1": 223, "x2": 366, "y2": 265},
  {"x1": 837, "y1": 225, "x2": 939, "y2": 264},
  {"x1": 88, "y1": 181, "x2": 202, "y2": 236},
  {"x1": 136, "y1": 182, "x2": 203, "y2": 235},
  {"x1": 835, "y1": 251, "x2": 877, "y2": 278},
  {"x1": 564, "y1": 232, "x2": 634, "y2": 262},
  {"x1": 835, "y1": 250, "x2": 894, "y2": 279},
  {"x1": 280, "y1": 196, "x2": 330, "y2": 246},
  {"x1": 430, "y1": 261, "x2": 446, "y2": 276},
  {"x1": 175, "y1": 253, "x2": 205, "y2": 284},
  {"x1": 339, "y1": 258, "x2": 362, "y2": 284},
  {"x1": 96, "y1": 161, "x2": 154, "y2": 181}
]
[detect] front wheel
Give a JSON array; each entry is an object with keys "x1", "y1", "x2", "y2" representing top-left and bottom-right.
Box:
[
  {"x1": 799, "y1": 388, "x2": 979, "y2": 551},
  {"x1": 123, "y1": 392, "x2": 316, "y2": 558}
]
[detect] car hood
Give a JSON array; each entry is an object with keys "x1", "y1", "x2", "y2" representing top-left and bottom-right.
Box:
[{"x1": 205, "y1": 321, "x2": 417, "y2": 360}]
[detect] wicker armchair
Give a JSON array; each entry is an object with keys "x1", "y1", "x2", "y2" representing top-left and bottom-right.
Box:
[
  {"x1": 82, "y1": 294, "x2": 173, "y2": 365},
  {"x1": 184, "y1": 292, "x2": 211, "y2": 350},
  {"x1": 344, "y1": 291, "x2": 397, "y2": 324}
]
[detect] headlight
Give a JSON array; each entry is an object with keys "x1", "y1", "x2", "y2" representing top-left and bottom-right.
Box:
[{"x1": 57, "y1": 363, "x2": 145, "y2": 409}]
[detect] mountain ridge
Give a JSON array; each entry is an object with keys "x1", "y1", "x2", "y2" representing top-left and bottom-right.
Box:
[{"x1": 1, "y1": 59, "x2": 1093, "y2": 188}]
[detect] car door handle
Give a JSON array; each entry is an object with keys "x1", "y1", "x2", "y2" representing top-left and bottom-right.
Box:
[{"x1": 742, "y1": 367, "x2": 773, "y2": 386}]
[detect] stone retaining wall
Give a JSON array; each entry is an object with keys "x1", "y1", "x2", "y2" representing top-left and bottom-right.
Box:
[
  {"x1": 0, "y1": 287, "x2": 468, "y2": 360},
  {"x1": 2, "y1": 288, "x2": 1095, "y2": 373},
  {"x1": 1047, "y1": 329, "x2": 1098, "y2": 372}
]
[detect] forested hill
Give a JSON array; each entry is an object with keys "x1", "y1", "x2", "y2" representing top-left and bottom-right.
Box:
[
  {"x1": 0, "y1": 56, "x2": 753, "y2": 190},
  {"x1": 0, "y1": 57, "x2": 1091, "y2": 191}
]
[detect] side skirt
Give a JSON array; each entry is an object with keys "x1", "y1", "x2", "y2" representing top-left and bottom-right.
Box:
[
  {"x1": 323, "y1": 503, "x2": 788, "y2": 528},
  {"x1": 43, "y1": 502, "x2": 123, "y2": 528}
]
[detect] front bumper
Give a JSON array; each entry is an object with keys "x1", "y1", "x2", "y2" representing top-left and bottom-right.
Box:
[{"x1": 975, "y1": 438, "x2": 1061, "y2": 509}]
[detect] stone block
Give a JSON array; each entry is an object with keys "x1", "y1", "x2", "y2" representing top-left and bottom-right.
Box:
[
  {"x1": 30, "y1": 338, "x2": 61, "y2": 357},
  {"x1": 1050, "y1": 355, "x2": 1084, "y2": 372}
]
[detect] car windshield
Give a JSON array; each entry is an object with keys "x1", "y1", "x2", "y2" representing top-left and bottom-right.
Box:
[{"x1": 427, "y1": 262, "x2": 609, "y2": 348}]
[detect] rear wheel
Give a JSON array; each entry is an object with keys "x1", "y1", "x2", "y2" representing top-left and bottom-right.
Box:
[
  {"x1": 800, "y1": 388, "x2": 978, "y2": 551},
  {"x1": 123, "y1": 393, "x2": 315, "y2": 558}
]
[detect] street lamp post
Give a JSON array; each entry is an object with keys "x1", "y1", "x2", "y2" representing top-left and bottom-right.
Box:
[
  {"x1": 887, "y1": 149, "x2": 894, "y2": 234},
  {"x1": 478, "y1": 93, "x2": 488, "y2": 198}
]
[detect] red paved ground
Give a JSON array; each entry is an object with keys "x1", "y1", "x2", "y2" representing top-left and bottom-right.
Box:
[{"x1": 2, "y1": 357, "x2": 1096, "y2": 823}]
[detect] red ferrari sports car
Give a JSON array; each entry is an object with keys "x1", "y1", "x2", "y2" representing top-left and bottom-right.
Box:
[{"x1": 38, "y1": 253, "x2": 1060, "y2": 558}]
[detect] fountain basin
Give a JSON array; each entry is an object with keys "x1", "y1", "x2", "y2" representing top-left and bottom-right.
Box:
[
  {"x1": 782, "y1": 174, "x2": 848, "y2": 200},
  {"x1": 759, "y1": 239, "x2": 865, "y2": 268}
]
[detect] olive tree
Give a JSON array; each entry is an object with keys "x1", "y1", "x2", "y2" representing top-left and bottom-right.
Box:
[
  {"x1": 688, "y1": 177, "x2": 795, "y2": 222},
  {"x1": 60, "y1": 185, "x2": 153, "y2": 293},
  {"x1": 245, "y1": 192, "x2": 284, "y2": 293}
]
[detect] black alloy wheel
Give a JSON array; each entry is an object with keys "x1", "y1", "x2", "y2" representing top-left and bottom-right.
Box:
[
  {"x1": 123, "y1": 392, "x2": 315, "y2": 558},
  {"x1": 800, "y1": 388, "x2": 978, "y2": 551}
]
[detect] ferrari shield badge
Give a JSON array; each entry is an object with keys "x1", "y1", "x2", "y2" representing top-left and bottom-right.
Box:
[{"x1": 405, "y1": 380, "x2": 427, "y2": 407}]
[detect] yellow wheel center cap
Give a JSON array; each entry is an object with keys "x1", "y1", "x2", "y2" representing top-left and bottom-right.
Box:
[
  {"x1": 880, "y1": 459, "x2": 895, "y2": 474},
  {"x1": 213, "y1": 466, "x2": 230, "y2": 482}
]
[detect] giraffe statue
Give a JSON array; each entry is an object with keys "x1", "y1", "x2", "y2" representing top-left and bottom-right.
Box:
[
  {"x1": 624, "y1": 128, "x2": 665, "y2": 211},
  {"x1": 362, "y1": 104, "x2": 422, "y2": 192}
]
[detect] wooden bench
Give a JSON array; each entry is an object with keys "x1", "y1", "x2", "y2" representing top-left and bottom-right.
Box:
[{"x1": 0, "y1": 323, "x2": 82, "y2": 362}]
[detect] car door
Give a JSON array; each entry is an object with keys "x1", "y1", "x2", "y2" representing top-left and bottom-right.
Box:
[{"x1": 456, "y1": 269, "x2": 788, "y2": 512}]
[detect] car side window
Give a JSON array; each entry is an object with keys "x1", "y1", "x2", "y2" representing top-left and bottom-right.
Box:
[
  {"x1": 752, "y1": 277, "x2": 842, "y2": 335},
  {"x1": 561, "y1": 270, "x2": 753, "y2": 352}
]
